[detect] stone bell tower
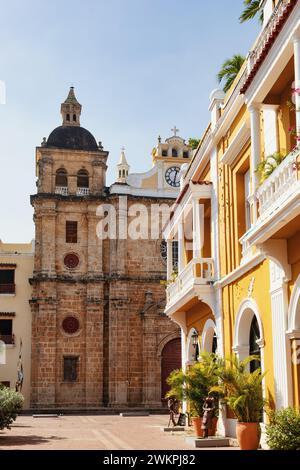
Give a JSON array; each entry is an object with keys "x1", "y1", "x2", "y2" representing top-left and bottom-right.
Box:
[{"x1": 30, "y1": 87, "x2": 108, "y2": 409}]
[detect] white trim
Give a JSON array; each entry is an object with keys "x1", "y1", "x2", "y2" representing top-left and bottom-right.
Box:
[
  {"x1": 186, "y1": 328, "x2": 199, "y2": 363},
  {"x1": 269, "y1": 260, "x2": 293, "y2": 408},
  {"x1": 233, "y1": 298, "x2": 267, "y2": 422},
  {"x1": 288, "y1": 274, "x2": 300, "y2": 332},
  {"x1": 221, "y1": 121, "x2": 250, "y2": 166},
  {"x1": 215, "y1": 253, "x2": 265, "y2": 288},
  {"x1": 245, "y1": 3, "x2": 300, "y2": 105},
  {"x1": 233, "y1": 298, "x2": 264, "y2": 351},
  {"x1": 201, "y1": 319, "x2": 217, "y2": 353},
  {"x1": 109, "y1": 184, "x2": 178, "y2": 199}
]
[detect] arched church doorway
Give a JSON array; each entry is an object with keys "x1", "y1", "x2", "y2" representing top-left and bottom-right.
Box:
[{"x1": 161, "y1": 337, "x2": 181, "y2": 400}]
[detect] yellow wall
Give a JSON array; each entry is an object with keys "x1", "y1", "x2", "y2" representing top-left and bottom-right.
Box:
[
  {"x1": 186, "y1": 301, "x2": 214, "y2": 344},
  {"x1": 222, "y1": 260, "x2": 275, "y2": 405}
]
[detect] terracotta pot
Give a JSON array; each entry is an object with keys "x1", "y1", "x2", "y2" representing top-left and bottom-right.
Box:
[
  {"x1": 236, "y1": 422, "x2": 261, "y2": 450},
  {"x1": 208, "y1": 417, "x2": 218, "y2": 437},
  {"x1": 191, "y1": 417, "x2": 203, "y2": 437}
]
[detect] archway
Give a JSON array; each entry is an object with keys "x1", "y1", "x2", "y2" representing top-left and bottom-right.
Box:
[
  {"x1": 186, "y1": 328, "x2": 200, "y2": 363},
  {"x1": 161, "y1": 337, "x2": 181, "y2": 400},
  {"x1": 233, "y1": 299, "x2": 265, "y2": 421},
  {"x1": 288, "y1": 274, "x2": 300, "y2": 333},
  {"x1": 233, "y1": 299, "x2": 264, "y2": 362},
  {"x1": 202, "y1": 319, "x2": 218, "y2": 354}
]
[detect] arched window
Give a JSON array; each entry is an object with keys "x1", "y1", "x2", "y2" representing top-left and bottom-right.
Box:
[
  {"x1": 66, "y1": 114, "x2": 70, "y2": 122},
  {"x1": 162, "y1": 150, "x2": 168, "y2": 157},
  {"x1": 55, "y1": 168, "x2": 68, "y2": 187},
  {"x1": 172, "y1": 148, "x2": 178, "y2": 158},
  {"x1": 249, "y1": 316, "x2": 261, "y2": 373},
  {"x1": 212, "y1": 333, "x2": 218, "y2": 354},
  {"x1": 122, "y1": 169, "x2": 125, "y2": 177},
  {"x1": 73, "y1": 114, "x2": 77, "y2": 122},
  {"x1": 77, "y1": 169, "x2": 89, "y2": 188}
]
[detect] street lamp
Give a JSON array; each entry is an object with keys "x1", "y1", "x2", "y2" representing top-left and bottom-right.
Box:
[{"x1": 191, "y1": 329, "x2": 199, "y2": 361}]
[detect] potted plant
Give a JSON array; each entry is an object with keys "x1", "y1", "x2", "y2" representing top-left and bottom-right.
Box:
[
  {"x1": 214, "y1": 355, "x2": 266, "y2": 450},
  {"x1": 166, "y1": 352, "x2": 221, "y2": 437},
  {"x1": 255, "y1": 152, "x2": 285, "y2": 183}
]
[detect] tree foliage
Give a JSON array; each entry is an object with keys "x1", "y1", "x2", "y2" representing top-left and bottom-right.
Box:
[
  {"x1": 188, "y1": 138, "x2": 200, "y2": 150},
  {"x1": 266, "y1": 407, "x2": 300, "y2": 450},
  {"x1": 0, "y1": 386, "x2": 24, "y2": 430},
  {"x1": 239, "y1": 0, "x2": 264, "y2": 24},
  {"x1": 166, "y1": 352, "x2": 223, "y2": 417},
  {"x1": 217, "y1": 54, "x2": 245, "y2": 93}
]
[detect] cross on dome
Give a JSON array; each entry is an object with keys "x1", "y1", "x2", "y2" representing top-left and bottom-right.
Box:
[{"x1": 171, "y1": 126, "x2": 180, "y2": 137}]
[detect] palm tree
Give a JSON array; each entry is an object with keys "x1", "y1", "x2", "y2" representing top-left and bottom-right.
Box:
[
  {"x1": 239, "y1": 0, "x2": 264, "y2": 24},
  {"x1": 217, "y1": 54, "x2": 246, "y2": 93}
]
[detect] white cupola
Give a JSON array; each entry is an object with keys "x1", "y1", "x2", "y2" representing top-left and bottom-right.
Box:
[{"x1": 117, "y1": 147, "x2": 130, "y2": 183}]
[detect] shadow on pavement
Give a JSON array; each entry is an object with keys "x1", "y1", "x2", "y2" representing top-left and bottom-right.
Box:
[{"x1": 0, "y1": 434, "x2": 65, "y2": 447}]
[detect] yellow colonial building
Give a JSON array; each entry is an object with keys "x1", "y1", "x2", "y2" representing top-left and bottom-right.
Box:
[
  {"x1": 164, "y1": 0, "x2": 300, "y2": 437},
  {"x1": 0, "y1": 240, "x2": 34, "y2": 408}
]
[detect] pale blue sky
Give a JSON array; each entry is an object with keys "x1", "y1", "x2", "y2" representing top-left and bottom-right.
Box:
[{"x1": 0, "y1": 0, "x2": 259, "y2": 242}]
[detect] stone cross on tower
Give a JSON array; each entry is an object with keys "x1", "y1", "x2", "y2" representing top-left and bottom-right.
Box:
[{"x1": 171, "y1": 126, "x2": 180, "y2": 137}]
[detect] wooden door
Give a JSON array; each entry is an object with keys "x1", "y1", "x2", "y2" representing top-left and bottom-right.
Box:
[{"x1": 161, "y1": 338, "x2": 181, "y2": 400}]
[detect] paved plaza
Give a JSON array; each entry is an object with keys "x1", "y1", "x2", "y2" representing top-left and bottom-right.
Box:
[{"x1": 0, "y1": 414, "x2": 236, "y2": 451}]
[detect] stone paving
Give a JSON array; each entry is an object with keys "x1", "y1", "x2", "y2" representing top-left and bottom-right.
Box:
[{"x1": 0, "y1": 415, "x2": 237, "y2": 450}]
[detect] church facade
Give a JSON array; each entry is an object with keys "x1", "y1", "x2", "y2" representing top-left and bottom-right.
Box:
[{"x1": 29, "y1": 88, "x2": 192, "y2": 409}]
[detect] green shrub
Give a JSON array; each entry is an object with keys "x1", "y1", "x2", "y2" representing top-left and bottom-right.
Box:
[
  {"x1": 266, "y1": 408, "x2": 300, "y2": 451},
  {"x1": 0, "y1": 385, "x2": 24, "y2": 430}
]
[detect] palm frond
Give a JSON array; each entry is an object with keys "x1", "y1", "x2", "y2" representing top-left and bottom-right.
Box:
[{"x1": 239, "y1": 0, "x2": 263, "y2": 24}]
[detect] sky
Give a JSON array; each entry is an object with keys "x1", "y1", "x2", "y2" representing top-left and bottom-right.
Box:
[{"x1": 0, "y1": 0, "x2": 259, "y2": 243}]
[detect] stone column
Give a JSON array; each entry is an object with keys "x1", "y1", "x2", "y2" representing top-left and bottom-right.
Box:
[
  {"x1": 269, "y1": 260, "x2": 293, "y2": 408},
  {"x1": 87, "y1": 207, "x2": 103, "y2": 276},
  {"x1": 38, "y1": 155, "x2": 53, "y2": 193},
  {"x1": 248, "y1": 104, "x2": 262, "y2": 223},
  {"x1": 85, "y1": 293, "x2": 104, "y2": 407},
  {"x1": 40, "y1": 205, "x2": 57, "y2": 276},
  {"x1": 293, "y1": 33, "x2": 300, "y2": 142}
]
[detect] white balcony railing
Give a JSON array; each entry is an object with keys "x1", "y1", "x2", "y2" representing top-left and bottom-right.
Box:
[
  {"x1": 248, "y1": 0, "x2": 292, "y2": 73},
  {"x1": 55, "y1": 186, "x2": 68, "y2": 196},
  {"x1": 77, "y1": 187, "x2": 90, "y2": 196},
  {"x1": 256, "y1": 148, "x2": 300, "y2": 222},
  {"x1": 166, "y1": 258, "x2": 214, "y2": 307}
]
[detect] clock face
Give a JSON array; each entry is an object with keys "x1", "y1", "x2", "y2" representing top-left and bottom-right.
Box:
[{"x1": 165, "y1": 166, "x2": 180, "y2": 188}]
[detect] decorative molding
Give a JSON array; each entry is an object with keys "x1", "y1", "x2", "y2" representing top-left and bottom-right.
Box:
[
  {"x1": 215, "y1": 253, "x2": 265, "y2": 288},
  {"x1": 221, "y1": 121, "x2": 250, "y2": 166},
  {"x1": 0, "y1": 312, "x2": 16, "y2": 317},
  {"x1": 288, "y1": 274, "x2": 300, "y2": 331}
]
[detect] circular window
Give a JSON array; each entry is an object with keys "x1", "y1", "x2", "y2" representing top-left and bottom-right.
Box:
[
  {"x1": 64, "y1": 253, "x2": 79, "y2": 269},
  {"x1": 62, "y1": 316, "x2": 80, "y2": 335}
]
